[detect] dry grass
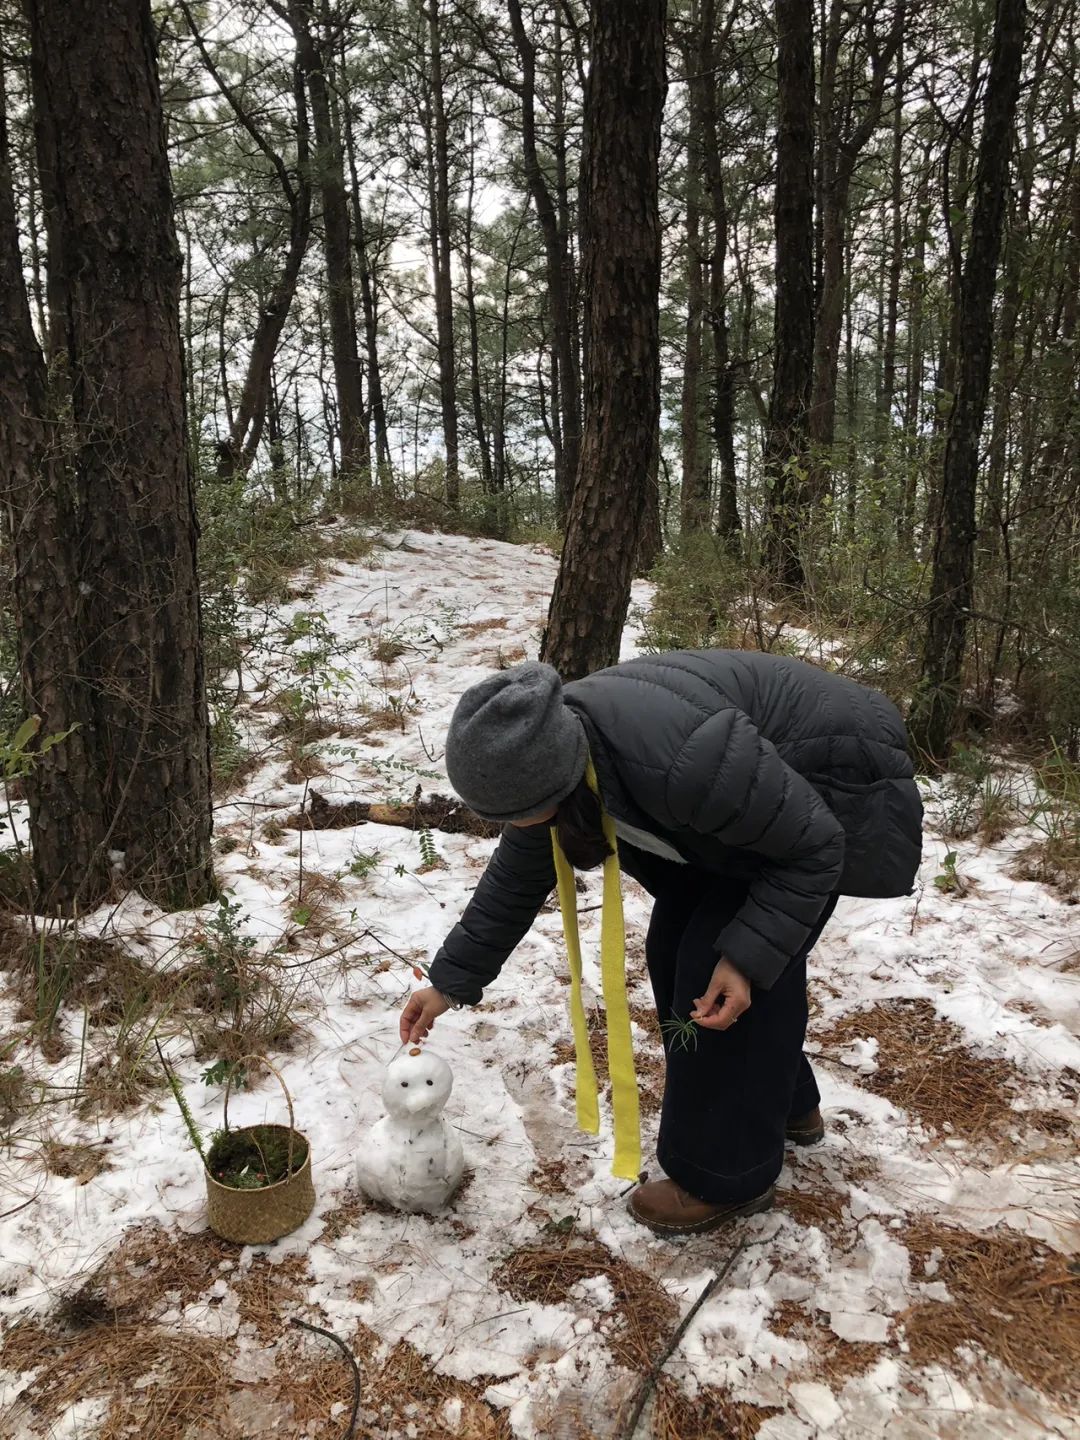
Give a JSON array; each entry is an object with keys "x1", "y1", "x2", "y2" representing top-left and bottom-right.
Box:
[
  {"x1": 775, "y1": 1183, "x2": 850, "y2": 1237},
  {"x1": 1012, "y1": 833, "x2": 1080, "y2": 901},
  {"x1": 651, "y1": 1377, "x2": 781, "y2": 1439},
  {"x1": 768, "y1": 1298, "x2": 884, "y2": 1383},
  {"x1": 815, "y1": 997, "x2": 1022, "y2": 1140},
  {"x1": 494, "y1": 1236, "x2": 677, "y2": 1370},
  {"x1": 902, "y1": 1220, "x2": 1080, "y2": 1404},
  {"x1": 282, "y1": 744, "x2": 329, "y2": 784},
  {"x1": 319, "y1": 1186, "x2": 367, "y2": 1241},
  {"x1": 371, "y1": 635, "x2": 408, "y2": 662},
  {"x1": 42, "y1": 1140, "x2": 110, "y2": 1183},
  {"x1": 0, "y1": 1219, "x2": 508, "y2": 1440}
]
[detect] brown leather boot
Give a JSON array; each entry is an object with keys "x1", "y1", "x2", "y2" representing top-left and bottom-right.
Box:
[
  {"x1": 785, "y1": 1105, "x2": 825, "y2": 1146},
  {"x1": 628, "y1": 1179, "x2": 775, "y2": 1236}
]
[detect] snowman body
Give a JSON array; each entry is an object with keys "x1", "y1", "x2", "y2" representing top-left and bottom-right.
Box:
[{"x1": 356, "y1": 1049, "x2": 464, "y2": 1213}]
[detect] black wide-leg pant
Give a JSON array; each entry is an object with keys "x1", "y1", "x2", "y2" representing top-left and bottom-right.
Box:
[{"x1": 644, "y1": 868, "x2": 837, "y2": 1205}]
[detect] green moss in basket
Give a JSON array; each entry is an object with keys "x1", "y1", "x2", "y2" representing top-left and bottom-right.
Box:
[{"x1": 206, "y1": 1126, "x2": 308, "y2": 1190}]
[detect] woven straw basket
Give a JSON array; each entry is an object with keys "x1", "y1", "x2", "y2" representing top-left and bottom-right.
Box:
[{"x1": 205, "y1": 1056, "x2": 315, "y2": 1245}]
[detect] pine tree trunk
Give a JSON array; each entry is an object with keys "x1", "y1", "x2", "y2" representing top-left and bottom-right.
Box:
[
  {"x1": 426, "y1": 0, "x2": 460, "y2": 507},
  {"x1": 343, "y1": 104, "x2": 393, "y2": 489},
  {"x1": 290, "y1": 0, "x2": 366, "y2": 494},
  {"x1": 900, "y1": 146, "x2": 931, "y2": 551},
  {"x1": 508, "y1": 0, "x2": 582, "y2": 528},
  {"x1": 0, "y1": 59, "x2": 109, "y2": 905},
  {"x1": 700, "y1": 0, "x2": 742, "y2": 552},
  {"x1": 763, "y1": 0, "x2": 815, "y2": 588},
  {"x1": 910, "y1": 0, "x2": 1026, "y2": 764},
  {"x1": 463, "y1": 107, "x2": 493, "y2": 498},
  {"x1": 542, "y1": 0, "x2": 667, "y2": 679},
  {"x1": 679, "y1": 14, "x2": 709, "y2": 534},
  {"x1": 872, "y1": 51, "x2": 904, "y2": 493},
  {"x1": 184, "y1": 3, "x2": 313, "y2": 479},
  {"x1": 5, "y1": 1, "x2": 215, "y2": 910}
]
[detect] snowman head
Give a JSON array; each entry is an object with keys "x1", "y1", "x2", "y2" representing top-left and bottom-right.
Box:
[{"x1": 384, "y1": 1047, "x2": 454, "y2": 1119}]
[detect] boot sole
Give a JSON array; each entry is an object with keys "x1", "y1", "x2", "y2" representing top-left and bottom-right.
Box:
[
  {"x1": 785, "y1": 1125, "x2": 825, "y2": 1147},
  {"x1": 629, "y1": 1186, "x2": 775, "y2": 1237}
]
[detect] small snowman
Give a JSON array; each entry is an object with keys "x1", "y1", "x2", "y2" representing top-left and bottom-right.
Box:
[{"x1": 355, "y1": 1047, "x2": 464, "y2": 1213}]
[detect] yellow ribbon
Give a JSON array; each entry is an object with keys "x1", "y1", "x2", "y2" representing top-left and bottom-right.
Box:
[{"x1": 551, "y1": 759, "x2": 641, "y2": 1181}]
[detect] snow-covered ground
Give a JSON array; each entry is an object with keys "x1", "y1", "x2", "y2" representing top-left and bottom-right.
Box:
[{"x1": 1, "y1": 527, "x2": 1077, "y2": 1439}]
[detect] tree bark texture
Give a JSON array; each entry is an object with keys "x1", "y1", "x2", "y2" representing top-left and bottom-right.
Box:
[
  {"x1": 910, "y1": 0, "x2": 1026, "y2": 763},
  {"x1": 542, "y1": 0, "x2": 667, "y2": 679},
  {"x1": 5, "y1": 1, "x2": 215, "y2": 910}
]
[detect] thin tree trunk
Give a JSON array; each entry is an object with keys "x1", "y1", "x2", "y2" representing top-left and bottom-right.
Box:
[
  {"x1": 910, "y1": 0, "x2": 1027, "y2": 763},
  {"x1": 679, "y1": 12, "x2": 709, "y2": 534},
  {"x1": 426, "y1": 0, "x2": 459, "y2": 506},
  {"x1": 287, "y1": 0, "x2": 366, "y2": 493},
  {"x1": 183, "y1": 1, "x2": 313, "y2": 479},
  {"x1": 8, "y1": 0, "x2": 214, "y2": 909},
  {"x1": 343, "y1": 105, "x2": 393, "y2": 489},
  {"x1": 763, "y1": 0, "x2": 816, "y2": 588},
  {"x1": 872, "y1": 48, "x2": 904, "y2": 492},
  {"x1": 700, "y1": 0, "x2": 742, "y2": 551},
  {"x1": 807, "y1": 0, "x2": 906, "y2": 501},
  {"x1": 508, "y1": 0, "x2": 582, "y2": 526},
  {"x1": 543, "y1": 0, "x2": 667, "y2": 678},
  {"x1": 899, "y1": 143, "x2": 931, "y2": 551},
  {"x1": 462, "y1": 109, "x2": 493, "y2": 499}
]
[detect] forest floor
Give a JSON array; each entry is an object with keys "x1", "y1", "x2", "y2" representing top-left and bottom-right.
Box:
[{"x1": 0, "y1": 525, "x2": 1078, "y2": 1440}]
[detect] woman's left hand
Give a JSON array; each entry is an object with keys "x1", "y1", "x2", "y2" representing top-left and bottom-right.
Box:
[{"x1": 691, "y1": 958, "x2": 751, "y2": 1031}]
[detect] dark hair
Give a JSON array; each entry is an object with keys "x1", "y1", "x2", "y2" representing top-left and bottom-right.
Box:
[{"x1": 554, "y1": 775, "x2": 613, "y2": 871}]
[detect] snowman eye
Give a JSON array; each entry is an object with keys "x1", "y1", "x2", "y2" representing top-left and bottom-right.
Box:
[
  {"x1": 400, "y1": 1082, "x2": 409, "y2": 1088},
  {"x1": 426, "y1": 1079, "x2": 433, "y2": 1086}
]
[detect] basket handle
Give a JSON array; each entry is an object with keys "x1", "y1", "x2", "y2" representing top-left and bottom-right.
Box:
[{"x1": 222, "y1": 1054, "x2": 298, "y2": 1173}]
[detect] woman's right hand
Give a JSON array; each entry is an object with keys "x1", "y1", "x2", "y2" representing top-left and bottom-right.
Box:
[{"x1": 399, "y1": 987, "x2": 453, "y2": 1045}]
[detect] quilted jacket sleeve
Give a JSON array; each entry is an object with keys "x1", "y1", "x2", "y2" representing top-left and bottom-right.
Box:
[
  {"x1": 427, "y1": 823, "x2": 557, "y2": 1005},
  {"x1": 665, "y1": 708, "x2": 845, "y2": 988}
]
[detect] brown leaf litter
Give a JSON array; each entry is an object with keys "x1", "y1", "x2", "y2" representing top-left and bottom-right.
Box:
[
  {"x1": 902, "y1": 1219, "x2": 1080, "y2": 1407},
  {"x1": 814, "y1": 996, "x2": 1025, "y2": 1141},
  {"x1": 0, "y1": 1219, "x2": 510, "y2": 1440},
  {"x1": 494, "y1": 1234, "x2": 678, "y2": 1371}
]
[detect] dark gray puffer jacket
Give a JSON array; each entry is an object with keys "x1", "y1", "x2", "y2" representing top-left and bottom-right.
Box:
[{"x1": 428, "y1": 650, "x2": 922, "y2": 1004}]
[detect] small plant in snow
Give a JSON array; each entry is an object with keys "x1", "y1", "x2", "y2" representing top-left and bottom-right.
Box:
[{"x1": 933, "y1": 851, "x2": 970, "y2": 896}]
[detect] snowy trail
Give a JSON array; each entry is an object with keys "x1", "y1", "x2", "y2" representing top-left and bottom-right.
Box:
[{"x1": 1, "y1": 527, "x2": 1077, "y2": 1439}]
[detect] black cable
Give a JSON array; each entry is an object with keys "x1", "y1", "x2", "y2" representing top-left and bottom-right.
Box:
[{"x1": 289, "y1": 1316, "x2": 362, "y2": 1439}]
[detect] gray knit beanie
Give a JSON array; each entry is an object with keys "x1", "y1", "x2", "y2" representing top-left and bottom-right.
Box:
[{"x1": 444, "y1": 662, "x2": 588, "y2": 822}]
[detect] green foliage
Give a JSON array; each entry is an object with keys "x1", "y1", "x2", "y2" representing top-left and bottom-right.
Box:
[
  {"x1": 202, "y1": 1057, "x2": 246, "y2": 1090},
  {"x1": 209, "y1": 707, "x2": 253, "y2": 794},
  {"x1": 193, "y1": 896, "x2": 256, "y2": 1009},
  {"x1": 417, "y1": 826, "x2": 439, "y2": 869},
  {"x1": 207, "y1": 1123, "x2": 308, "y2": 1189},
  {"x1": 933, "y1": 851, "x2": 964, "y2": 895},
  {"x1": 347, "y1": 850, "x2": 381, "y2": 880},
  {"x1": 638, "y1": 534, "x2": 744, "y2": 652},
  {"x1": 160, "y1": 1050, "x2": 208, "y2": 1166}
]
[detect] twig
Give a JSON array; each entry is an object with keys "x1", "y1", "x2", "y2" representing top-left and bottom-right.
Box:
[
  {"x1": 618, "y1": 1241, "x2": 747, "y2": 1439},
  {"x1": 289, "y1": 1317, "x2": 361, "y2": 1439}
]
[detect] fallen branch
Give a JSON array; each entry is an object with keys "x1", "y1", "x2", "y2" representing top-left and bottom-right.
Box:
[
  {"x1": 618, "y1": 1240, "x2": 747, "y2": 1439},
  {"x1": 286, "y1": 788, "x2": 500, "y2": 838}
]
